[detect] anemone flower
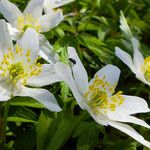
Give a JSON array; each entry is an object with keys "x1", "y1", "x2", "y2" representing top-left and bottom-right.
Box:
[
  {"x1": 55, "y1": 47, "x2": 150, "y2": 148},
  {"x1": 0, "y1": 0, "x2": 63, "y2": 63},
  {"x1": 0, "y1": 19, "x2": 62, "y2": 112},
  {"x1": 115, "y1": 37, "x2": 150, "y2": 86}
]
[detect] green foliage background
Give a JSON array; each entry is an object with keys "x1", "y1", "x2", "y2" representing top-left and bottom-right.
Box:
[{"x1": 0, "y1": 0, "x2": 150, "y2": 149}]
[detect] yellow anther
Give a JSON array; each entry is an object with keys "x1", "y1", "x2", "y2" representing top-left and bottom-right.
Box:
[
  {"x1": 26, "y1": 50, "x2": 31, "y2": 57},
  {"x1": 142, "y1": 56, "x2": 150, "y2": 82},
  {"x1": 17, "y1": 14, "x2": 41, "y2": 33},
  {"x1": 85, "y1": 75, "x2": 124, "y2": 115},
  {"x1": 109, "y1": 103, "x2": 116, "y2": 111},
  {"x1": 0, "y1": 46, "x2": 42, "y2": 86}
]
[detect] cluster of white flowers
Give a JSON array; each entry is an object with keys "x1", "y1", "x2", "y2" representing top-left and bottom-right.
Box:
[{"x1": 0, "y1": 0, "x2": 150, "y2": 148}]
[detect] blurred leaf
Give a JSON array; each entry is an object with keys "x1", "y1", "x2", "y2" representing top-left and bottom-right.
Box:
[
  {"x1": 13, "y1": 128, "x2": 36, "y2": 150},
  {"x1": 73, "y1": 122, "x2": 99, "y2": 150},
  {"x1": 77, "y1": 34, "x2": 113, "y2": 63},
  {"x1": 103, "y1": 138, "x2": 136, "y2": 150}
]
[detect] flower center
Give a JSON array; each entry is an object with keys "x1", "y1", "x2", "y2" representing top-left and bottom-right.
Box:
[
  {"x1": 84, "y1": 75, "x2": 124, "y2": 114},
  {"x1": 9, "y1": 62, "x2": 24, "y2": 80},
  {"x1": 142, "y1": 56, "x2": 150, "y2": 82},
  {"x1": 17, "y1": 14, "x2": 41, "y2": 33},
  {"x1": 0, "y1": 46, "x2": 42, "y2": 85}
]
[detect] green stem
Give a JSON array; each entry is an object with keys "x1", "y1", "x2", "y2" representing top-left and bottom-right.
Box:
[{"x1": 1, "y1": 101, "x2": 10, "y2": 144}]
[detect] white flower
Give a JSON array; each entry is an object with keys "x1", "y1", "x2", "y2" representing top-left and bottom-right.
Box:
[
  {"x1": 115, "y1": 38, "x2": 150, "y2": 86},
  {"x1": 54, "y1": 47, "x2": 150, "y2": 148},
  {"x1": 0, "y1": 0, "x2": 62, "y2": 63},
  {"x1": 0, "y1": 19, "x2": 62, "y2": 112},
  {"x1": 43, "y1": 0, "x2": 74, "y2": 13}
]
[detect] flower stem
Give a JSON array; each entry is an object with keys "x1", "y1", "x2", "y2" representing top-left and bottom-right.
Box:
[{"x1": 1, "y1": 101, "x2": 10, "y2": 144}]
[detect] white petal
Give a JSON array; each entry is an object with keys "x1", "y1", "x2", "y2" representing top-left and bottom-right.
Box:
[
  {"x1": 27, "y1": 64, "x2": 62, "y2": 87},
  {"x1": 107, "y1": 112, "x2": 150, "y2": 128},
  {"x1": 23, "y1": 0, "x2": 44, "y2": 19},
  {"x1": 44, "y1": 0, "x2": 74, "y2": 12},
  {"x1": 7, "y1": 23, "x2": 20, "y2": 40},
  {"x1": 115, "y1": 40, "x2": 149, "y2": 85},
  {"x1": 38, "y1": 9, "x2": 63, "y2": 32},
  {"x1": 0, "y1": 79, "x2": 11, "y2": 101},
  {"x1": 0, "y1": 20, "x2": 13, "y2": 59},
  {"x1": 15, "y1": 86, "x2": 62, "y2": 112},
  {"x1": 108, "y1": 121, "x2": 150, "y2": 148},
  {"x1": 132, "y1": 37, "x2": 139, "y2": 51},
  {"x1": 136, "y1": 74, "x2": 150, "y2": 86},
  {"x1": 115, "y1": 47, "x2": 135, "y2": 73},
  {"x1": 112, "y1": 95, "x2": 150, "y2": 115},
  {"x1": 89, "y1": 64, "x2": 120, "y2": 96},
  {"x1": 68, "y1": 47, "x2": 88, "y2": 95},
  {"x1": 55, "y1": 62, "x2": 86, "y2": 109},
  {"x1": 126, "y1": 116, "x2": 150, "y2": 128},
  {"x1": 39, "y1": 34, "x2": 59, "y2": 63},
  {"x1": 0, "y1": 0, "x2": 23, "y2": 25},
  {"x1": 17, "y1": 28, "x2": 39, "y2": 63},
  {"x1": 132, "y1": 38, "x2": 144, "y2": 74},
  {"x1": 86, "y1": 105, "x2": 109, "y2": 126}
]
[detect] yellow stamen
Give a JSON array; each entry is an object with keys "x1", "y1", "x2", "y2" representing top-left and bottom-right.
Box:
[
  {"x1": 142, "y1": 56, "x2": 150, "y2": 82},
  {"x1": 84, "y1": 75, "x2": 124, "y2": 114},
  {"x1": 0, "y1": 46, "x2": 42, "y2": 86},
  {"x1": 17, "y1": 14, "x2": 41, "y2": 33}
]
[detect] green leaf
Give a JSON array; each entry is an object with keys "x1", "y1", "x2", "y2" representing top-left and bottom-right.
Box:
[
  {"x1": 7, "y1": 117, "x2": 38, "y2": 124},
  {"x1": 8, "y1": 107, "x2": 38, "y2": 123},
  {"x1": 45, "y1": 111, "x2": 87, "y2": 150},
  {"x1": 73, "y1": 122, "x2": 99, "y2": 150},
  {"x1": 36, "y1": 111, "x2": 52, "y2": 150},
  {"x1": 10, "y1": 97, "x2": 44, "y2": 108},
  {"x1": 77, "y1": 34, "x2": 113, "y2": 63},
  {"x1": 61, "y1": 82, "x2": 70, "y2": 103}
]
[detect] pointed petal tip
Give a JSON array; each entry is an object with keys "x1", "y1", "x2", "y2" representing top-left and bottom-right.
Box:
[
  {"x1": 53, "y1": 106, "x2": 62, "y2": 112},
  {"x1": 48, "y1": 103, "x2": 62, "y2": 112},
  {"x1": 46, "y1": 104, "x2": 62, "y2": 112}
]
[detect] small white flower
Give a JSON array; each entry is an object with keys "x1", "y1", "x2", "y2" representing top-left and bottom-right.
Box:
[
  {"x1": 55, "y1": 47, "x2": 150, "y2": 148},
  {"x1": 0, "y1": 0, "x2": 62, "y2": 63},
  {"x1": 0, "y1": 20, "x2": 62, "y2": 112},
  {"x1": 43, "y1": 0, "x2": 74, "y2": 13},
  {"x1": 115, "y1": 38, "x2": 150, "y2": 86}
]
